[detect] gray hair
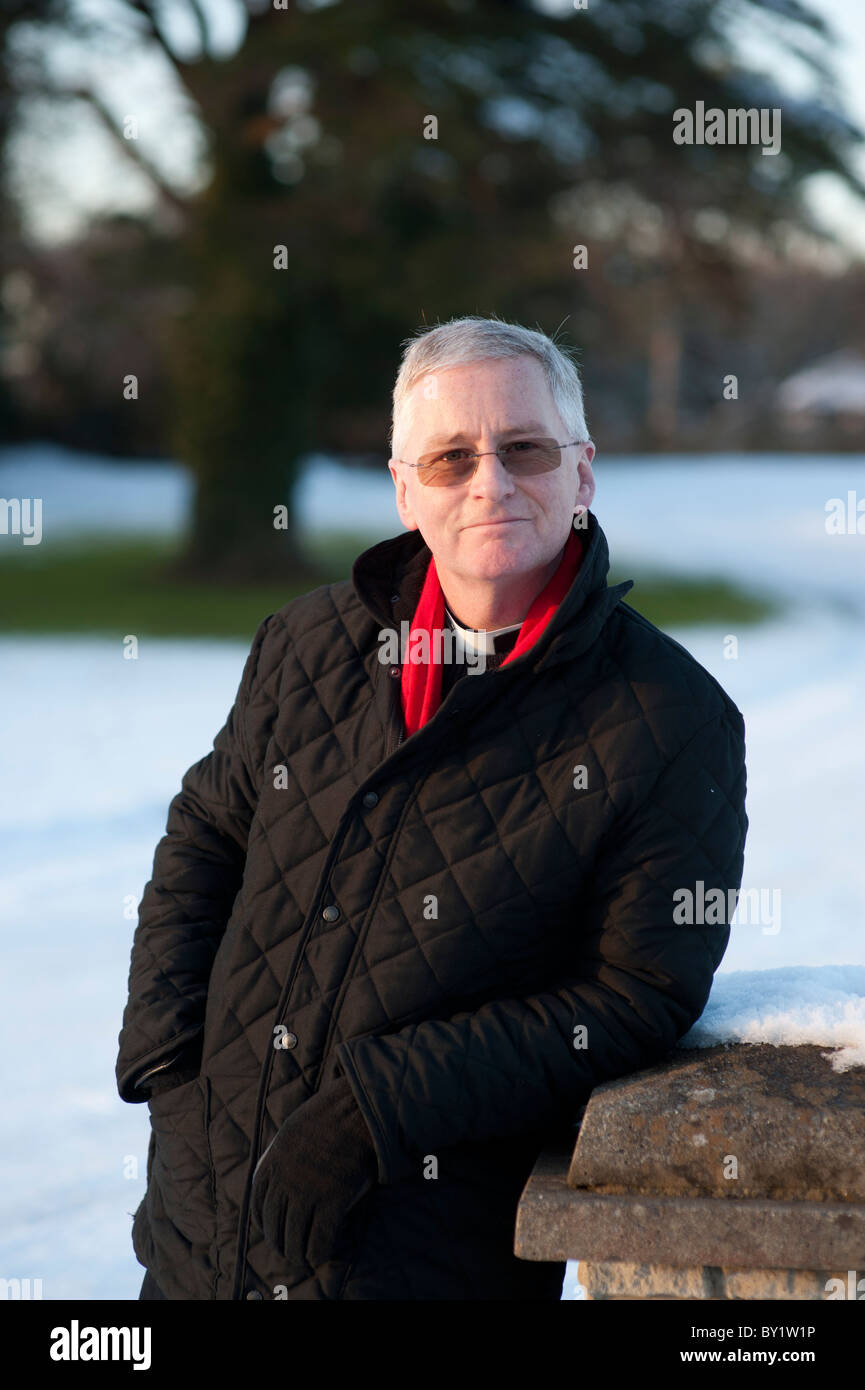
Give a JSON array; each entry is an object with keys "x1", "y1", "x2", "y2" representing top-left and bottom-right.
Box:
[{"x1": 390, "y1": 314, "x2": 590, "y2": 461}]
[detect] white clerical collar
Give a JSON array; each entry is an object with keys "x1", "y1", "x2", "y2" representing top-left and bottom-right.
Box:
[{"x1": 444, "y1": 606, "x2": 522, "y2": 657}]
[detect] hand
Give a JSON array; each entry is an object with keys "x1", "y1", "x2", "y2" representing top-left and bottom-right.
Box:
[{"x1": 250, "y1": 1075, "x2": 378, "y2": 1270}]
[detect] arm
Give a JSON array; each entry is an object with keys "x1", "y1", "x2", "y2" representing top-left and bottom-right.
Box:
[
  {"x1": 336, "y1": 710, "x2": 748, "y2": 1184},
  {"x1": 115, "y1": 613, "x2": 276, "y2": 1102}
]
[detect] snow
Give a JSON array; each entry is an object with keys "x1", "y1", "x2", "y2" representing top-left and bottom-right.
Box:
[
  {"x1": 776, "y1": 349, "x2": 865, "y2": 414},
  {"x1": 1, "y1": 446, "x2": 863, "y2": 1300},
  {"x1": 0, "y1": 442, "x2": 193, "y2": 538},
  {"x1": 684, "y1": 965, "x2": 865, "y2": 1069}
]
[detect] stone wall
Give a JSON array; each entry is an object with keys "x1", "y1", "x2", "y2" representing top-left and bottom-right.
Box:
[{"x1": 514, "y1": 1043, "x2": 865, "y2": 1301}]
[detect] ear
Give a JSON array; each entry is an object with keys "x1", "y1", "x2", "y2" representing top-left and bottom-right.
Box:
[
  {"x1": 389, "y1": 459, "x2": 419, "y2": 531},
  {"x1": 576, "y1": 444, "x2": 595, "y2": 510}
]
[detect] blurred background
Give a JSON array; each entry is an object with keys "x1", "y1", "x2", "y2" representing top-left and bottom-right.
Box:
[{"x1": 0, "y1": 0, "x2": 863, "y2": 1300}]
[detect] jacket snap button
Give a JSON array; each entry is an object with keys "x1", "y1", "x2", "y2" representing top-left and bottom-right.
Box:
[
  {"x1": 322, "y1": 904, "x2": 340, "y2": 921},
  {"x1": 246, "y1": 1289, "x2": 263, "y2": 1300},
  {"x1": 389, "y1": 666, "x2": 400, "y2": 679},
  {"x1": 362, "y1": 791, "x2": 379, "y2": 808},
  {"x1": 280, "y1": 1030, "x2": 298, "y2": 1050}
]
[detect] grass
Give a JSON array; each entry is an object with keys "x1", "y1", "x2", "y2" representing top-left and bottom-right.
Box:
[
  {"x1": 608, "y1": 569, "x2": 776, "y2": 629},
  {"x1": 0, "y1": 531, "x2": 779, "y2": 639}
]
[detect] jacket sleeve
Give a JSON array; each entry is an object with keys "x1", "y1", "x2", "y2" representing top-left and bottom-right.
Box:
[
  {"x1": 115, "y1": 613, "x2": 275, "y2": 1102},
  {"x1": 336, "y1": 709, "x2": 748, "y2": 1184}
]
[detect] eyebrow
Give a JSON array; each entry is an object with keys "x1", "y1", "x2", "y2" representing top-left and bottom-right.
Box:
[{"x1": 421, "y1": 422, "x2": 550, "y2": 450}]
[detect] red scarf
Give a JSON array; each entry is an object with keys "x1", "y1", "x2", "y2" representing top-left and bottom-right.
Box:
[{"x1": 400, "y1": 528, "x2": 584, "y2": 737}]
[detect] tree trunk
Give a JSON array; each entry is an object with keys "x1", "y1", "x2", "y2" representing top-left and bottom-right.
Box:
[
  {"x1": 646, "y1": 312, "x2": 681, "y2": 448},
  {"x1": 171, "y1": 456, "x2": 313, "y2": 584},
  {"x1": 164, "y1": 227, "x2": 320, "y2": 583}
]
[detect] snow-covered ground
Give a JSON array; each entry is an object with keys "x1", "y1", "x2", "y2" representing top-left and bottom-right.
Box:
[{"x1": 1, "y1": 445, "x2": 863, "y2": 1301}]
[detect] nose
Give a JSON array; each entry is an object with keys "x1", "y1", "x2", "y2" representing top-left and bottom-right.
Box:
[{"x1": 468, "y1": 449, "x2": 516, "y2": 500}]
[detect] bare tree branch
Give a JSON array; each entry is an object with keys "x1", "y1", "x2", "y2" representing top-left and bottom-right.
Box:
[
  {"x1": 64, "y1": 83, "x2": 189, "y2": 218},
  {"x1": 126, "y1": 0, "x2": 191, "y2": 81},
  {"x1": 185, "y1": 0, "x2": 211, "y2": 55}
]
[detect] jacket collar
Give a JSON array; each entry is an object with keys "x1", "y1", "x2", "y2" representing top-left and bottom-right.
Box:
[{"x1": 352, "y1": 510, "x2": 633, "y2": 672}]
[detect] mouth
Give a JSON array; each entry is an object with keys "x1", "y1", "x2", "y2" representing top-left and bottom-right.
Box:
[{"x1": 464, "y1": 518, "x2": 527, "y2": 530}]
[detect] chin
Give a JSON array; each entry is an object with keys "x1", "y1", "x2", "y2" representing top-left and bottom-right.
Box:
[{"x1": 462, "y1": 533, "x2": 537, "y2": 576}]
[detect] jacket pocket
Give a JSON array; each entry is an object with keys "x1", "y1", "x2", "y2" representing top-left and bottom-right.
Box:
[
  {"x1": 147, "y1": 1070, "x2": 201, "y2": 1115},
  {"x1": 147, "y1": 1075, "x2": 214, "y2": 1255},
  {"x1": 133, "y1": 1029, "x2": 204, "y2": 1099},
  {"x1": 134, "y1": 1049, "x2": 185, "y2": 1094}
]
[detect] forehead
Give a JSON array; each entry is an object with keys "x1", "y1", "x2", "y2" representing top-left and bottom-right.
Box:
[{"x1": 404, "y1": 354, "x2": 558, "y2": 443}]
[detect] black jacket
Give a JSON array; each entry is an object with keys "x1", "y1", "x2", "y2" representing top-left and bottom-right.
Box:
[{"x1": 116, "y1": 511, "x2": 747, "y2": 1300}]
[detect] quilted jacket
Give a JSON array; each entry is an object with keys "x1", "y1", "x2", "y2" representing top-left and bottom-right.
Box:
[{"x1": 116, "y1": 509, "x2": 748, "y2": 1300}]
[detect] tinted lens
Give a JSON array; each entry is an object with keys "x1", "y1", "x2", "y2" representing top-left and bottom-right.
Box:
[
  {"x1": 415, "y1": 439, "x2": 563, "y2": 487},
  {"x1": 499, "y1": 439, "x2": 561, "y2": 474},
  {"x1": 416, "y1": 450, "x2": 477, "y2": 487}
]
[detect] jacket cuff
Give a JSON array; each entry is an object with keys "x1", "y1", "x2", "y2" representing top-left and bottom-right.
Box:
[
  {"x1": 335, "y1": 1041, "x2": 417, "y2": 1185},
  {"x1": 117, "y1": 1027, "x2": 203, "y2": 1103}
]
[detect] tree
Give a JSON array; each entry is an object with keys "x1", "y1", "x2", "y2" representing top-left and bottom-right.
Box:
[
  {"x1": 0, "y1": 0, "x2": 56, "y2": 443},
  {"x1": 5, "y1": 0, "x2": 864, "y2": 576}
]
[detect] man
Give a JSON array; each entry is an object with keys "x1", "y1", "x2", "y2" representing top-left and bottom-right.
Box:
[{"x1": 117, "y1": 315, "x2": 747, "y2": 1301}]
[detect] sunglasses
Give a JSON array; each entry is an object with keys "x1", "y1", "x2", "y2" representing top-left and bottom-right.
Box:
[{"x1": 396, "y1": 437, "x2": 585, "y2": 488}]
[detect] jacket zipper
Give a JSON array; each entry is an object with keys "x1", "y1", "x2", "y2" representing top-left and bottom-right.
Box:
[{"x1": 385, "y1": 677, "x2": 405, "y2": 757}]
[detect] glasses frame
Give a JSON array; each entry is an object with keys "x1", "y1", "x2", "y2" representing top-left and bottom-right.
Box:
[{"x1": 394, "y1": 438, "x2": 588, "y2": 487}]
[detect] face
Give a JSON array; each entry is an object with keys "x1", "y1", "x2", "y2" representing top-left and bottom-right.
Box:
[{"x1": 389, "y1": 355, "x2": 595, "y2": 589}]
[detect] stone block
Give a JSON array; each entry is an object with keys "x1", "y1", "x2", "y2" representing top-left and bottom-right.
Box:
[
  {"x1": 574, "y1": 1261, "x2": 854, "y2": 1300},
  {"x1": 515, "y1": 1044, "x2": 865, "y2": 1295},
  {"x1": 567, "y1": 1043, "x2": 865, "y2": 1202}
]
